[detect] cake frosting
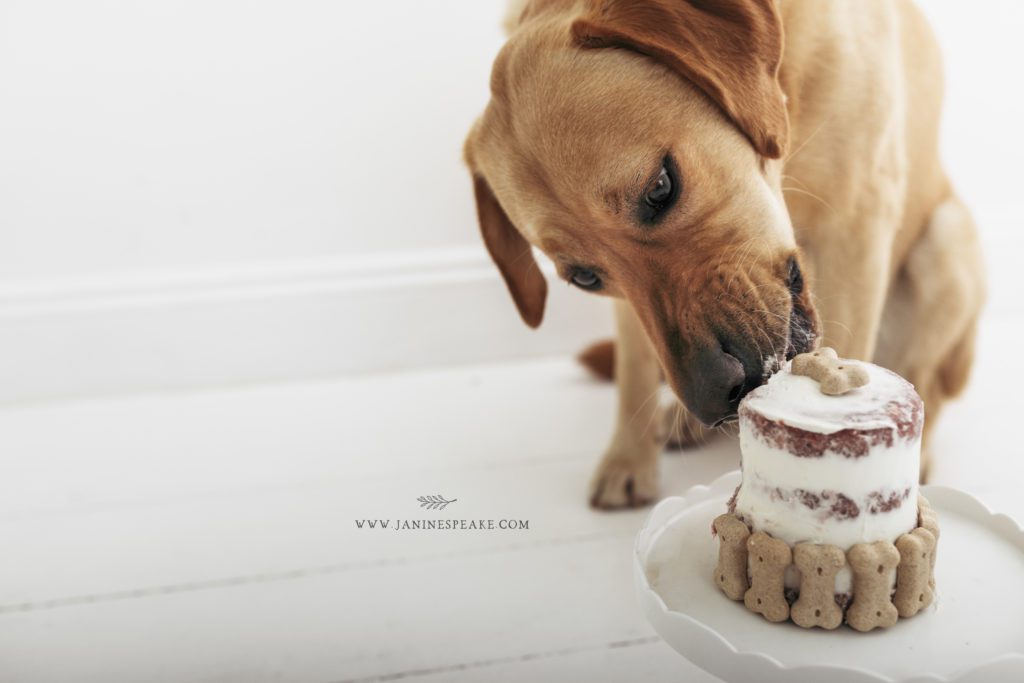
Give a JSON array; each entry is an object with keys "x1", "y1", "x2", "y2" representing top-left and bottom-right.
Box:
[{"x1": 732, "y1": 357, "x2": 924, "y2": 593}]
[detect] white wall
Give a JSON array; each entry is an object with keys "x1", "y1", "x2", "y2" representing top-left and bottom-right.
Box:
[
  {"x1": 2, "y1": 0, "x2": 1020, "y2": 282},
  {"x1": 1, "y1": 1, "x2": 1021, "y2": 402},
  {"x1": 0, "y1": 0, "x2": 506, "y2": 282},
  {"x1": 918, "y1": 0, "x2": 1024, "y2": 326},
  {"x1": 0, "y1": 1, "x2": 620, "y2": 404},
  {"x1": 923, "y1": 0, "x2": 1024, "y2": 217}
]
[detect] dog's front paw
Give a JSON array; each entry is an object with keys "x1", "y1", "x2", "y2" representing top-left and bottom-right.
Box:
[{"x1": 589, "y1": 451, "x2": 658, "y2": 510}]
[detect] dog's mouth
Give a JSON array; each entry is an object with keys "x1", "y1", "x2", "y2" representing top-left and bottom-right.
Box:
[
  {"x1": 785, "y1": 285, "x2": 817, "y2": 360},
  {"x1": 711, "y1": 300, "x2": 814, "y2": 429},
  {"x1": 689, "y1": 257, "x2": 818, "y2": 429},
  {"x1": 763, "y1": 259, "x2": 817, "y2": 381},
  {"x1": 747, "y1": 258, "x2": 818, "y2": 397}
]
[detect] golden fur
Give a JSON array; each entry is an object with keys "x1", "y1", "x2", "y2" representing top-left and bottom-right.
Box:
[{"x1": 465, "y1": 0, "x2": 985, "y2": 508}]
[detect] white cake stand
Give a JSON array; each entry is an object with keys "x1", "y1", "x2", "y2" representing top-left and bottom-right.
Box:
[{"x1": 635, "y1": 470, "x2": 1024, "y2": 683}]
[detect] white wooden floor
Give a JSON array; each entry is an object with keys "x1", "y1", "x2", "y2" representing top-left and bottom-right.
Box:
[{"x1": 1, "y1": 318, "x2": 1022, "y2": 683}]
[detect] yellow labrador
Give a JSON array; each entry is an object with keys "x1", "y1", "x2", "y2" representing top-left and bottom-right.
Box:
[{"x1": 464, "y1": 0, "x2": 984, "y2": 508}]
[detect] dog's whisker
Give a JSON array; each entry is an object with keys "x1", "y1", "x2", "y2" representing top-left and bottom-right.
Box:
[
  {"x1": 628, "y1": 384, "x2": 664, "y2": 428},
  {"x1": 724, "y1": 236, "x2": 765, "y2": 298},
  {"x1": 784, "y1": 115, "x2": 834, "y2": 164},
  {"x1": 716, "y1": 281, "x2": 796, "y2": 378},
  {"x1": 782, "y1": 185, "x2": 838, "y2": 215},
  {"x1": 671, "y1": 401, "x2": 686, "y2": 449},
  {"x1": 716, "y1": 236, "x2": 760, "y2": 301},
  {"x1": 817, "y1": 317, "x2": 854, "y2": 339},
  {"x1": 640, "y1": 387, "x2": 667, "y2": 441}
]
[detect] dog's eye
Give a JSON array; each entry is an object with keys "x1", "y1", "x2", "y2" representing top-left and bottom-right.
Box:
[
  {"x1": 645, "y1": 167, "x2": 672, "y2": 207},
  {"x1": 639, "y1": 158, "x2": 679, "y2": 224},
  {"x1": 570, "y1": 268, "x2": 602, "y2": 291}
]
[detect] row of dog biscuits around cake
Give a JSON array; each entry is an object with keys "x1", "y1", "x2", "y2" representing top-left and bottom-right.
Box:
[{"x1": 712, "y1": 495, "x2": 940, "y2": 631}]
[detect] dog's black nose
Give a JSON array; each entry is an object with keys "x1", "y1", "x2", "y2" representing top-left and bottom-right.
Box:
[{"x1": 682, "y1": 345, "x2": 749, "y2": 426}]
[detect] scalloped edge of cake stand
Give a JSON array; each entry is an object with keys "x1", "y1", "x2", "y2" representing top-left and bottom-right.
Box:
[{"x1": 634, "y1": 470, "x2": 1024, "y2": 683}]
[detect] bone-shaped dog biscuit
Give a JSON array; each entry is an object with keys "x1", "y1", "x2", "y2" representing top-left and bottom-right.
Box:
[
  {"x1": 791, "y1": 543, "x2": 846, "y2": 629},
  {"x1": 894, "y1": 527, "x2": 936, "y2": 617},
  {"x1": 846, "y1": 541, "x2": 900, "y2": 631},
  {"x1": 918, "y1": 495, "x2": 940, "y2": 589},
  {"x1": 792, "y1": 347, "x2": 870, "y2": 395},
  {"x1": 744, "y1": 532, "x2": 792, "y2": 622},
  {"x1": 713, "y1": 514, "x2": 751, "y2": 600}
]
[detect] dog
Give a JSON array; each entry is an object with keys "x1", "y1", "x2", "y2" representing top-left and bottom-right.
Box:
[{"x1": 463, "y1": 0, "x2": 985, "y2": 508}]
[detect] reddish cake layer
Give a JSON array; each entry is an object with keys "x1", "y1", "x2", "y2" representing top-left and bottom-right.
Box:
[
  {"x1": 734, "y1": 358, "x2": 924, "y2": 550},
  {"x1": 740, "y1": 395, "x2": 923, "y2": 458},
  {"x1": 724, "y1": 483, "x2": 912, "y2": 523}
]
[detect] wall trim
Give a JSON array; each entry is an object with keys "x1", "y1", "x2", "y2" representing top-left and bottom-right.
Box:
[{"x1": 0, "y1": 247, "x2": 613, "y2": 404}]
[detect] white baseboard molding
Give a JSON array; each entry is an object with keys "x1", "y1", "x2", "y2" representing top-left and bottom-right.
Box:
[{"x1": 0, "y1": 247, "x2": 613, "y2": 404}]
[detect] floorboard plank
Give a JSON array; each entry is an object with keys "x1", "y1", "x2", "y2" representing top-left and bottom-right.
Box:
[{"x1": 0, "y1": 318, "x2": 1019, "y2": 681}]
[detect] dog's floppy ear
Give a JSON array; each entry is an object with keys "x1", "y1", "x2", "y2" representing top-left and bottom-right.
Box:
[
  {"x1": 571, "y1": 0, "x2": 789, "y2": 159},
  {"x1": 471, "y1": 174, "x2": 547, "y2": 328}
]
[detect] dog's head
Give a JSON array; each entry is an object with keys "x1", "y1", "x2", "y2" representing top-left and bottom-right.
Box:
[{"x1": 464, "y1": 0, "x2": 818, "y2": 425}]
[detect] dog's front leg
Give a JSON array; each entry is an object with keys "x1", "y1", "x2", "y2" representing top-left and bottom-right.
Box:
[{"x1": 589, "y1": 299, "x2": 662, "y2": 509}]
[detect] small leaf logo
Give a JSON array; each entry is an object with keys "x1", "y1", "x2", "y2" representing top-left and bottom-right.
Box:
[{"x1": 417, "y1": 494, "x2": 457, "y2": 511}]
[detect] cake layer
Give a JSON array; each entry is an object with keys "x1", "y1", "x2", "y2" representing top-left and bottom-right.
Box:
[
  {"x1": 740, "y1": 359, "x2": 923, "y2": 439},
  {"x1": 733, "y1": 354, "x2": 923, "y2": 557},
  {"x1": 736, "y1": 420, "x2": 920, "y2": 506},
  {"x1": 734, "y1": 480, "x2": 918, "y2": 552},
  {"x1": 733, "y1": 432, "x2": 920, "y2": 550},
  {"x1": 724, "y1": 352, "x2": 933, "y2": 626}
]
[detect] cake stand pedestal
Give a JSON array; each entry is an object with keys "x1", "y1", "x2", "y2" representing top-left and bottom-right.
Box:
[{"x1": 636, "y1": 470, "x2": 1024, "y2": 683}]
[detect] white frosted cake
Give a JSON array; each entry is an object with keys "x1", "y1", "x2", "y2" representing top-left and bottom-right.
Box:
[
  {"x1": 734, "y1": 358, "x2": 923, "y2": 596},
  {"x1": 712, "y1": 348, "x2": 937, "y2": 631}
]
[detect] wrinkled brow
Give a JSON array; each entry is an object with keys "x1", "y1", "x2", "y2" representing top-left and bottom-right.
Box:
[{"x1": 600, "y1": 151, "x2": 667, "y2": 214}]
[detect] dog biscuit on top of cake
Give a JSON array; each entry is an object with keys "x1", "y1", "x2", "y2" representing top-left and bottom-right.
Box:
[{"x1": 791, "y1": 347, "x2": 870, "y2": 395}]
